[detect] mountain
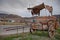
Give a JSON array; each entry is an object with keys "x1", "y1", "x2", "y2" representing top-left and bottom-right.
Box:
[
  {"x1": 0, "y1": 13, "x2": 22, "y2": 18},
  {"x1": 53, "y1": 15, "x2": 60, "y2": 18},
  {"x1": 0, "y1": 13, "x2": 25, "y2": 23},
  {"x1": 53, "y1": 14, "x2": 60, "y2": 23}
]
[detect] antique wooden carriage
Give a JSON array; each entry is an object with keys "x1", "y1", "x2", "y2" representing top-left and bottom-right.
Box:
[{"x1": 30, "y1": 16, "x2": 59, "y2": 38}]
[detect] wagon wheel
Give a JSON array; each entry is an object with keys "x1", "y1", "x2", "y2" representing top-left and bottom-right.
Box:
[
  {"x1": 30, "y1": 28, "x2": 36, "y2": 34},
  {"x1": 30, "y1": 23, "x2": 36, "y2": 34},
  {"x1": 30, "y1": 22, "x2": 43, "y2": 34},
  {"x1": 48, "y1": 20, "x2": 55, "y2": 38}
]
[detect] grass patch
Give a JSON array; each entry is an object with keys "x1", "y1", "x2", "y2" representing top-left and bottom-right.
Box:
[
  {"x1": 0, "y1": 32, "x2": 49, "y2": 40},
  {"x1": 32, "y1": 31, "x2": 48, "y2": 37},
  {"x1": 56, "y1": 28, "x2": 60, "y2": 34},
  {"x1": 55, "y1": 27, "x2": 60, "y2": 40},
  {"x1": 55, "y1": 34, "x2": 60, "y2": 40}
]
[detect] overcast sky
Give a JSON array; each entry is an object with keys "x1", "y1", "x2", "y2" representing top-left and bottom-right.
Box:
[{"x1": 0, "y1": 0, "x2": 60, "y2": 17}]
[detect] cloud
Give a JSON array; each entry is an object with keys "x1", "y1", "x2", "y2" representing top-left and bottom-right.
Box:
[{"x1": 0, "y1": 0, "x2": 60, "y2": 17}]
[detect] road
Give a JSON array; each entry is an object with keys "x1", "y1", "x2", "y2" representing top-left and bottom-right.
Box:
[{"x1": 0, "y1": 25, "x2": 30, "y2": 35}]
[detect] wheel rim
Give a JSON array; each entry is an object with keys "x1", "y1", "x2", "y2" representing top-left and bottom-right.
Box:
[
  {"x1": 48, "y1": 30, "x2": 55, "y2": 38},
  {"x1": 48, "y1": 20, "x2": 55, "y2": 38},
  {"x1": 30, "y1": 28, "x2": 35, "y2": 33}
]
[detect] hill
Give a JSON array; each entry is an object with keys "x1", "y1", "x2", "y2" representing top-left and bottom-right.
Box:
[
  {"x1": 53, "y1": 14, "x2": 60, "y2": 18},
  {"x1": 0, "y1": 13, "x2": 22, "y2": 18},
  {"x1": 0, "y1": 13, "x2": 25, "y2": 25}
]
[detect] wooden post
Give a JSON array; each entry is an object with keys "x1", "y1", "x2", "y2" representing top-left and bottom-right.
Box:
[
  {"x1": 22, "y1": 27, "x2": 24, "y2": 40},
  {"x1": 16, "y1": 26, "x2": 18, "y2": 38}
]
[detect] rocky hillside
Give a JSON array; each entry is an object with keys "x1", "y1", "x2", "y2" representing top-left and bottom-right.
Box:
[{"x1": 0, "y1": 13, "x2": 22, "y2": 18}]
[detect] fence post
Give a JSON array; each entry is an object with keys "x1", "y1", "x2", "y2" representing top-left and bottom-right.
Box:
[
  {"x1": 22, "y1": 27, "x2": 25, "y2": 40},
  {"x1": 16, "y1": 26, "x2": 18, "y2": 38}
]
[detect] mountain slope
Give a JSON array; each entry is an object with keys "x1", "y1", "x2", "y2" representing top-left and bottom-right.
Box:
[{"x1": 0, "y1": 13, "x2": 22, "y2": 18}]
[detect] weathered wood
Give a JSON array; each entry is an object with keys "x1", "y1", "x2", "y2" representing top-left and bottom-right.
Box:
[{"x1": 30, "y1": 16, "x2": 58, "y2": 38}]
